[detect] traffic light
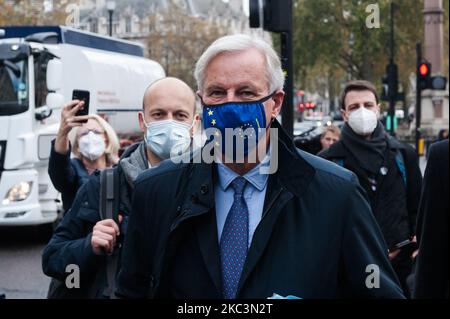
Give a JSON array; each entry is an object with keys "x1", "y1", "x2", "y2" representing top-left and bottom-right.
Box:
[
  {"x1": 418, "y1": 62, "x2": 431, "y2": 90},
  {"x1": 381, "y1": 63, "x2": 399, "y2": 101},
  {"x1": 417, "y1": 62, "x2": 448, "y2": 90},
  {"x1": 249, "y1": 0, "x2": 292, "y2": 32},
  {"x1": 296, "y1": 90, "x2": 305, "y2": 112},
  {"x1": 381, "y1": 74, "x2": 389, "y2": 101},
  {"x1": 250, "y1": 0, "x2": 294, "y2": 136},
  {"x1": 430, "y1": 75, "x2": 447, "y2": 90},
  {"x1": 249, "y1": 0, "x2": 263, "y2": 28},
  {"x1": 387, "y1": 63, "x2": 398, "y2": 99}
]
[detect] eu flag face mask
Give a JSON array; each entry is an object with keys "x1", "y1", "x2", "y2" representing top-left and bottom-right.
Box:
[{"x1": 202, "y1": 93, "x2": 274, "y2": 159}]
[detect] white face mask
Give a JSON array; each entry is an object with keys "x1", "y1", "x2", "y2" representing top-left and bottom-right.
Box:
[
  {"x1": 348, "y1": 107, "x2": 378, "y2": 136},
  {"x1": 144, "y1": 119, "x2": 192, "y2": 160},
  {"x1": 78, "y1": 131, "x2": 106, "y2": 161}
]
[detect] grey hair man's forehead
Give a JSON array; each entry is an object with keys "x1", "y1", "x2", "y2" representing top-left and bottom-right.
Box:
[{"x1": 194, "y1": 34, "x2": 285, "y2": 93}]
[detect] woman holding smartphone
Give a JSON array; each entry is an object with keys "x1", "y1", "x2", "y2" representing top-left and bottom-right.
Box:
[{"x1": 49, "y1": 100, "x2": 119, "y2": 213}]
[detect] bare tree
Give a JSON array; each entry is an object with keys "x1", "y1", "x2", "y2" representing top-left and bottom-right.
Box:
[
  {"x1": 146, "y1": 3, "x2": 229, "y2": 89},
  {"x1": 0, "y1": 0, "x2": 67, "y2": 26}
]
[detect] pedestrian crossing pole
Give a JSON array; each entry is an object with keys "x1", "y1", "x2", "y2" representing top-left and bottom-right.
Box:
[
  {"x1": 416, "y1": 43, "x2": 423, "y2": 159},
  {"x1": 249, "y1": 0, "x2": 294, "y2": 137},
  {"x1": 280, "y1": 20, "x2": 294, "y2": 138},
  {"x1": 387, "y1": 1, "x2": 398, "y2": 136}
]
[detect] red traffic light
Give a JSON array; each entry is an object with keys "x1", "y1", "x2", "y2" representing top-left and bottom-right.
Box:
[
  {"x1": 418, "y1": 62, "x2": 432, "y2": 90},
  {"x1": 419, "y1": 63, "x2": 429, "y2": 76}
]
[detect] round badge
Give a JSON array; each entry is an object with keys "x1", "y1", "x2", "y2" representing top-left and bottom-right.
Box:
[{"x1": 380, "y1": 167, "x2": 388, "y2": 175}]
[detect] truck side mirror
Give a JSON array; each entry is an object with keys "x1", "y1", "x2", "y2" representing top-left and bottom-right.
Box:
[
  {"x1": 35, "y1": 92, "x2": 63, "y2": 121},
  {"x1": 46, "y1": 58, "x2": 62, "y2": 91},
  {"x1": 46, "y1": 92, "x2": 64, "y2": 110},
  {"x1": 35, "y1": 105, "x2": 53, "y2": 121}
]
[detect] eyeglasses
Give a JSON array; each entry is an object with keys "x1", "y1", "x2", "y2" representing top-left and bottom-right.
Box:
[{"x1": 78, "y1": 128, "x2": 105, "y2": 137}]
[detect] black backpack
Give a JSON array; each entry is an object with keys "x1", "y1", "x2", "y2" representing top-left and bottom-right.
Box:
[{"x1": 47, "y1": 168, "x2": 121, "y2": 299}]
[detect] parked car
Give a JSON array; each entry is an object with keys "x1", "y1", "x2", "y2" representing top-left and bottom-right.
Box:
[{"x1": 293, "y1": 121, "x2": 323, "y2": 155}]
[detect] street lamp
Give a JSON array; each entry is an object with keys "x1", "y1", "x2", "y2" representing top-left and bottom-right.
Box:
[{"x1": 106, "y1": 0, "x2": 116, "y2": 36}]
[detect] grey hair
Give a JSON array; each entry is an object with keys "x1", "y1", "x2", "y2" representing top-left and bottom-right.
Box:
[{"x1": 194, "y1": 34, "x2": 285, "y2": 93}]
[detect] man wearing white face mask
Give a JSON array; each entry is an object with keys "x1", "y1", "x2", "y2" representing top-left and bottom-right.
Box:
[
  {"x1": 319, "y1": 80, "x2": 423, "y2": 298},
  {"x1": 43, "y1": 77, "x2": 198, "y2": 298}
]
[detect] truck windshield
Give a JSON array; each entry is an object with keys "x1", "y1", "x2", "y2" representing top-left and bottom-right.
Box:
[{"x1": 0, "y1": 57, "x2": 28, "y2": 116}]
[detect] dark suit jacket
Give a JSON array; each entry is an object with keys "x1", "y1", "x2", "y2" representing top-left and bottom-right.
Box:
[
  {"x1": 116, "y1": 121, "x2": 404, "y2": 299},
  {"x1": 414, "y1": 139, "x2": 449, "y2": 298},
  {"x1": 318, "y1": 135, "x2": 422, "y2": 248}
]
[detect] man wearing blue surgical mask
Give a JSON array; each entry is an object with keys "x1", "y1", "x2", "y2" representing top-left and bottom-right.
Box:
[
  {"x1": 117, "y1": 35, "x2": 404, "y2": 299},
  {"x1": 139, "y1": 77, "x2": 199, "y2": 164},
  {"x1": 42, "y1": 77, "x2": 197, "y2": 299}
]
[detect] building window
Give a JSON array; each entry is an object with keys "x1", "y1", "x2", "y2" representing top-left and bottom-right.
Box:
[
  {"x1": 91, "y1": 19, "x2": 98, "y2": 33},
  {"x1": 125, "y1": 16, "x2": 132, "y2": 34},
  {"x1": 433, "y1": 99, "x2": 444, "y2": 119}
]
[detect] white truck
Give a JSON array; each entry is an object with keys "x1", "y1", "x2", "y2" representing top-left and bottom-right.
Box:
[{"x1": 0, "y1": 26, "x2": 165, "y2": 227}]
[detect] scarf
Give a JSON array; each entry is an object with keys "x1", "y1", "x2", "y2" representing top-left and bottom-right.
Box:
[
  {"x1": 341, "y1": 122, "x2": 388, "y2": 174},
  {"x1": 119, "y1": 141, "x2": 149, "y2": 188}
]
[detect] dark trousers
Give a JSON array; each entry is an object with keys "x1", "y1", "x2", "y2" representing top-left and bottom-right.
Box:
[{"x1": 391, "y1": 250, "x2": 414, "y2": 298}]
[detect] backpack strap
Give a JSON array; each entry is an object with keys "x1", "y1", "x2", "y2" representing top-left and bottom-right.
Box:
[
  {"x1": 99, "y1": 168, "x2": 121, "y2": 298},
  {"x1": 395, "y1": 149, "x2": 407, "y2": 186},
  {"x1": 99, "y1": 168, "x2": 120, "y2": 222}
]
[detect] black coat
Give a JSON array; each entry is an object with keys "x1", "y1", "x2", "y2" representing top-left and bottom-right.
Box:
[
  {"x1": 116, "y1": 121, "x2": 404, "y2": 299},
  {"x1": 42, "y1": 143, "x2": 140, "y2": 298},
  {"x1": 414, "y1": 140, "x2": 449, "y2": 298},
  {"x1": 48, "y1": 140, "x2": 90, "y2": 212},
  {"x1": 319, "y1": 137, "x2": 422, "y2": 249}
]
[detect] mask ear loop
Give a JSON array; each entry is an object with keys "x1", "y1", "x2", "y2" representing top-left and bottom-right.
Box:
[
  {"x1": 188, "y1": 118, "x2": 198, "y2": 137},
  {"x1": 141, "y1": 112, "x2": 151, "y2": 128},
  {"x1": 261, "y1": 91, "x2": 277, "y2": 130},
  {"x1": 258, "y1": 91, "x2": 277, "y2": 104},
  {"x1": 141, "y1": 112, "x2": 152, "y2": 145}
]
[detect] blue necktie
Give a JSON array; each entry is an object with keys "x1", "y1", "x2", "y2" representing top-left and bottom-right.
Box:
[{"x1": 220, "y1": 177, "x2": 249, "y2": 299}]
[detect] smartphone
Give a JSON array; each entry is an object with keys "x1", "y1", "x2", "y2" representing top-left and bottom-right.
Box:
[
  {"x1": 72, "y1": 90, "x2": 90, "y2": 123},
  {"x1": 391, "y1": 239, "x2": 418, "y2": 255}
]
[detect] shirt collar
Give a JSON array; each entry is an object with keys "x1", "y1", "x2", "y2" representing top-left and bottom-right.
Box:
[{"x1": 216, "y1": 143, "x2": 271, "y2": 192}]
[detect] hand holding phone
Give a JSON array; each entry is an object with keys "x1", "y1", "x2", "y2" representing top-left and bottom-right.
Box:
[
  {"x1": 401, "y1": 241, "x2": 419, "y2": 257},
  {"x1": 72, "y1": 90, "x2": 90, "y2": 123},
  {"x1": 55, "y1": 99, "x2": 87, "y2": 154},
  {"x1": 389, "y1": 239, "x2": 419, "y2": 260}
]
